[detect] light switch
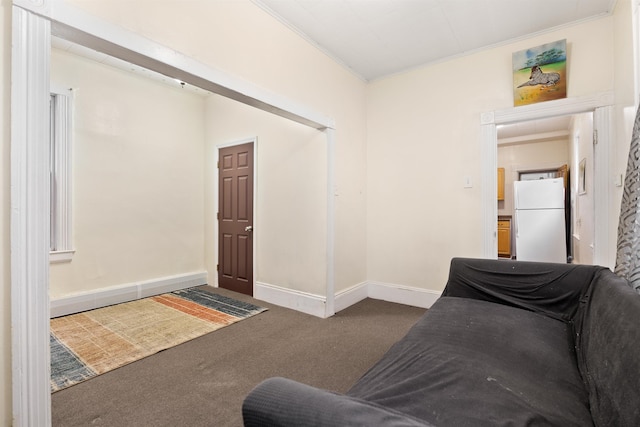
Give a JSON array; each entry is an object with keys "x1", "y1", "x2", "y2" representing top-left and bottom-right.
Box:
[{"x1": 463, "y1": 176, "x2": 473, "y2": 188}]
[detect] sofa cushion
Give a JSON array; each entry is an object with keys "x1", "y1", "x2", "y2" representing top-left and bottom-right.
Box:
[
  {"x1": 347, "y1": 297, "x2": 593, "y2": 427},
  {"x1": 442, "y1": 258, "x2": 605, "y2": 321},
  {"x1": 574, "y1": 269, "x2": 640, "y2": 426}
]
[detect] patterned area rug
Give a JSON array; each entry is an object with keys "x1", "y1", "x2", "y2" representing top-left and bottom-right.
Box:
[{"x1": 50, "y1": 287, "x2": 267, "y2": 392}]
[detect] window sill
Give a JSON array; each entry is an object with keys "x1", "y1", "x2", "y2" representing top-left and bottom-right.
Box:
[{"x1": 50, "y1": 250, "x2": 75, "y2": 264}]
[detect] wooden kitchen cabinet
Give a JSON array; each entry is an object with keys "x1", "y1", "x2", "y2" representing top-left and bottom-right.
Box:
[
  {"x1": 498, "y1": 217, "x2": 511, "y2": 258},
  {"x1": 497, "y1": 167, "x2": 505, "y2": 201}
]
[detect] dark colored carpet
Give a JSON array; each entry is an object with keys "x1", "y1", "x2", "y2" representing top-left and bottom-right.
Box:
[{"x1": 51, "y1": 286, "x2": 426, "y2": 426}]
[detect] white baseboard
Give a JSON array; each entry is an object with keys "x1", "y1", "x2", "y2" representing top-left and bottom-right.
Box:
[
  {"x1": 367, "y1": 281, "x2": 441, "y2": 309},
  {"x1": 51, "y1": 275, "x2": 440, "y2": 320},
  {"x1": 256, "y1": 280, "x2": 440, "y2": 318},
  {"x1": 334, "y1": 281, "x2": 368, "y2": 312},
  {"x1": 50, "y1": 271, "x2": 208, "y2": 318},
  {"x1": 254, "y1": 281, "x2": 328, "y2": 318}
]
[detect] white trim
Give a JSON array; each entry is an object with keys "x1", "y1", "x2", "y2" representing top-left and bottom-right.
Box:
[
  {"x1": 50, "y1": 272, "x2": 208, "y2": 318},
  {"x1": 481, "y1": 92, "x2": 615, "y2": 267},
  {"x1": 13, "y1": 0, "x2": 50, "y2": 15},
  {"x1": 334, "y1": 281, "x2": 369, "y2": 313},
  {"x1": 49, "y1": 249, "x2": 75, "y2": 264},
  {"x1": 258, "y1": 280, "x2": 440, "y2": 318},
  {"x1": 367, "y1": 281, "x2": 441, "y2": 309},
  {"x1": 11, "y1": 5, "x2": 52, "y2": 426},
  {"x1": 481, "y1": 122, "x2": 498, "y2": 259},
  {"x1": 216, "y1": 137, "x2": 258, "y2": 150},
  {"x1": 492, "y1": 92, "x2": 614, "y2": 125},
  {"x1": 215, "y1": 137, "x2": 258, "y2": 293},
  {"x1": 47, "y1": 1, "x2": 333, "y2": 130},
  {"x1": 254, "y1": 281, "x2": 328, "y2": 318},
  {"x1": 593, "y1": 106, "x2": 614, "y2": 269},
  {"x1": 325, "y1": 127, "x2": 336, "y2": 317},
  {"x1": 49, "y1": 88, "x2": 73, "y2": 257}
]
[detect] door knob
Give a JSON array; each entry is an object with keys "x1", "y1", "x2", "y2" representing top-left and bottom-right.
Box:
[{"x1": 245, "y1": 226, "x2": 253, "y2": 232}]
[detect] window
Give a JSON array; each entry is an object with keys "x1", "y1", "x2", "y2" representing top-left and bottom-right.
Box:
[{"x1": 50, "y1": 88, "x2": 74, "y2": 263}]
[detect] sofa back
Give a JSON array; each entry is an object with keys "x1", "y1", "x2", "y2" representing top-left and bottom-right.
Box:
[
  {"x1": 573, "y1": 269, "x2": 640, "y2": 426},
  {"x1": 442, "y1": 258, "x2": 605, "y2": 321}
]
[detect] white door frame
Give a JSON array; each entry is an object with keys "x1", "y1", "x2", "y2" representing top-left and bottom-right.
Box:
[
  {"x1": 480, "y1": 91, "x2": 615, "y2": 268},
  {"x1": 11, "y1": 5, "x2": 52, "y2": 426},
  {"x1": 10, "y1": 1, "x2": 337, "y2": 424}
]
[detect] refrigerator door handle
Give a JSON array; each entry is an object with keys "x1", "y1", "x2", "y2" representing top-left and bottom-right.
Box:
[{"x1": 514, "y1": 211, "x2": 519, "y2": 238}]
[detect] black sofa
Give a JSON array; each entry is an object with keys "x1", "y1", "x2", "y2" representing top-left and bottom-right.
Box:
[{"x1": 242, "y1": 258, "x2": 640, "y2": 426}]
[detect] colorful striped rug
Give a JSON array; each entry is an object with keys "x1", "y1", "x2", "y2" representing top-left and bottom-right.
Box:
[{"x1": 50, "y1": 287, "x2": 266, "y2": 392}]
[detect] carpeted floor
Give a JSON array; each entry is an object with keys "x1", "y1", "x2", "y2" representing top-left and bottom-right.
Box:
[
  {"x1": 51, "y1": 286, "x2": 426, "y2": 426},
  {"x1": 50, "y1": 288, "x2": 266, "y2": 392}
]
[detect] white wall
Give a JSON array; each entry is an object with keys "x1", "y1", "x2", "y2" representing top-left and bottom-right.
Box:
[
  {"x1": 204, "y1": 95, "x2": 328, "y2": 296},
  {"x1": 49, "y1": 48, "x2": 207, "y2": 298},
  {"x1": 367, "y1": 12, "x2": 634, "y2": 292},
  {"x1": 63, "y1": 0, "x2": 369, "y2": 296}
]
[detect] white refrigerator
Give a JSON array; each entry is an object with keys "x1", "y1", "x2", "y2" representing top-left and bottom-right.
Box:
[{"x1": 513, "y1": 178, "x2": 567, "y2": 263}]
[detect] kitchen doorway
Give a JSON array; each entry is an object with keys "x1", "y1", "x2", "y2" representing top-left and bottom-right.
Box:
[
  {"x1": 480, "y1": 94, "x2": 614, "y2": 268},
  {"x1": 496, "y1": 113, "x2": 595, "y2": 264}
]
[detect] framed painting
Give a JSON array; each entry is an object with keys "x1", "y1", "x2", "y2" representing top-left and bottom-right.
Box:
[{"x1": 513, "y1": 39, "x2": 567, "y2": 106}]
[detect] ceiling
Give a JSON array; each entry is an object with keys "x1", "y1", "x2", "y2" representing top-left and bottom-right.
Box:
[
  {"x1": 254, "y1": 0, "x2": 617, "y2": 82},
  {"x1": 53, "y1": 1, "x2": 609, "y2": 139},
  {"x1": 497, "y1": 116, "x2": 574, "y2": 144}
]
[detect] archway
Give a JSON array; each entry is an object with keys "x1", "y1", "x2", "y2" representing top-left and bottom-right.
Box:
[{"x1": 480, "y1": 93, "x2": 614, "y2": 268}]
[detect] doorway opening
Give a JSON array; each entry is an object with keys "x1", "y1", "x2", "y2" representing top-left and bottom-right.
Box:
[
  {"x1": 11, "y1": 5, "x2": 338, "y2": 422},
  {"x1": 481, "y1": 93, "x2": 613, "y2": 268},
  {"x1": 496, "y1": 113, "x2": 594, "y2": 264}
]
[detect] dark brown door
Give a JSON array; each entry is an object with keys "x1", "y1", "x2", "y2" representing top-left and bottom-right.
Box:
[{"x1": 218, "y1": 142, "x2": 254, "y2": 295}]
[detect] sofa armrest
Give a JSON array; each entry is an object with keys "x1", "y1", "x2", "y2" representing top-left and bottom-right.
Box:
[
  {"x1": 242, "y1": 377, "x2": 433, "y2": 427},
  {"x1": 441, "y1": 258, "x2": 606, "y2": 321}
]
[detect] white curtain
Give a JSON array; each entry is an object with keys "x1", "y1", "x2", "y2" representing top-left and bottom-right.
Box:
[{"x1": 615, "y1": 104, "x2": 640, "y2": 293}]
